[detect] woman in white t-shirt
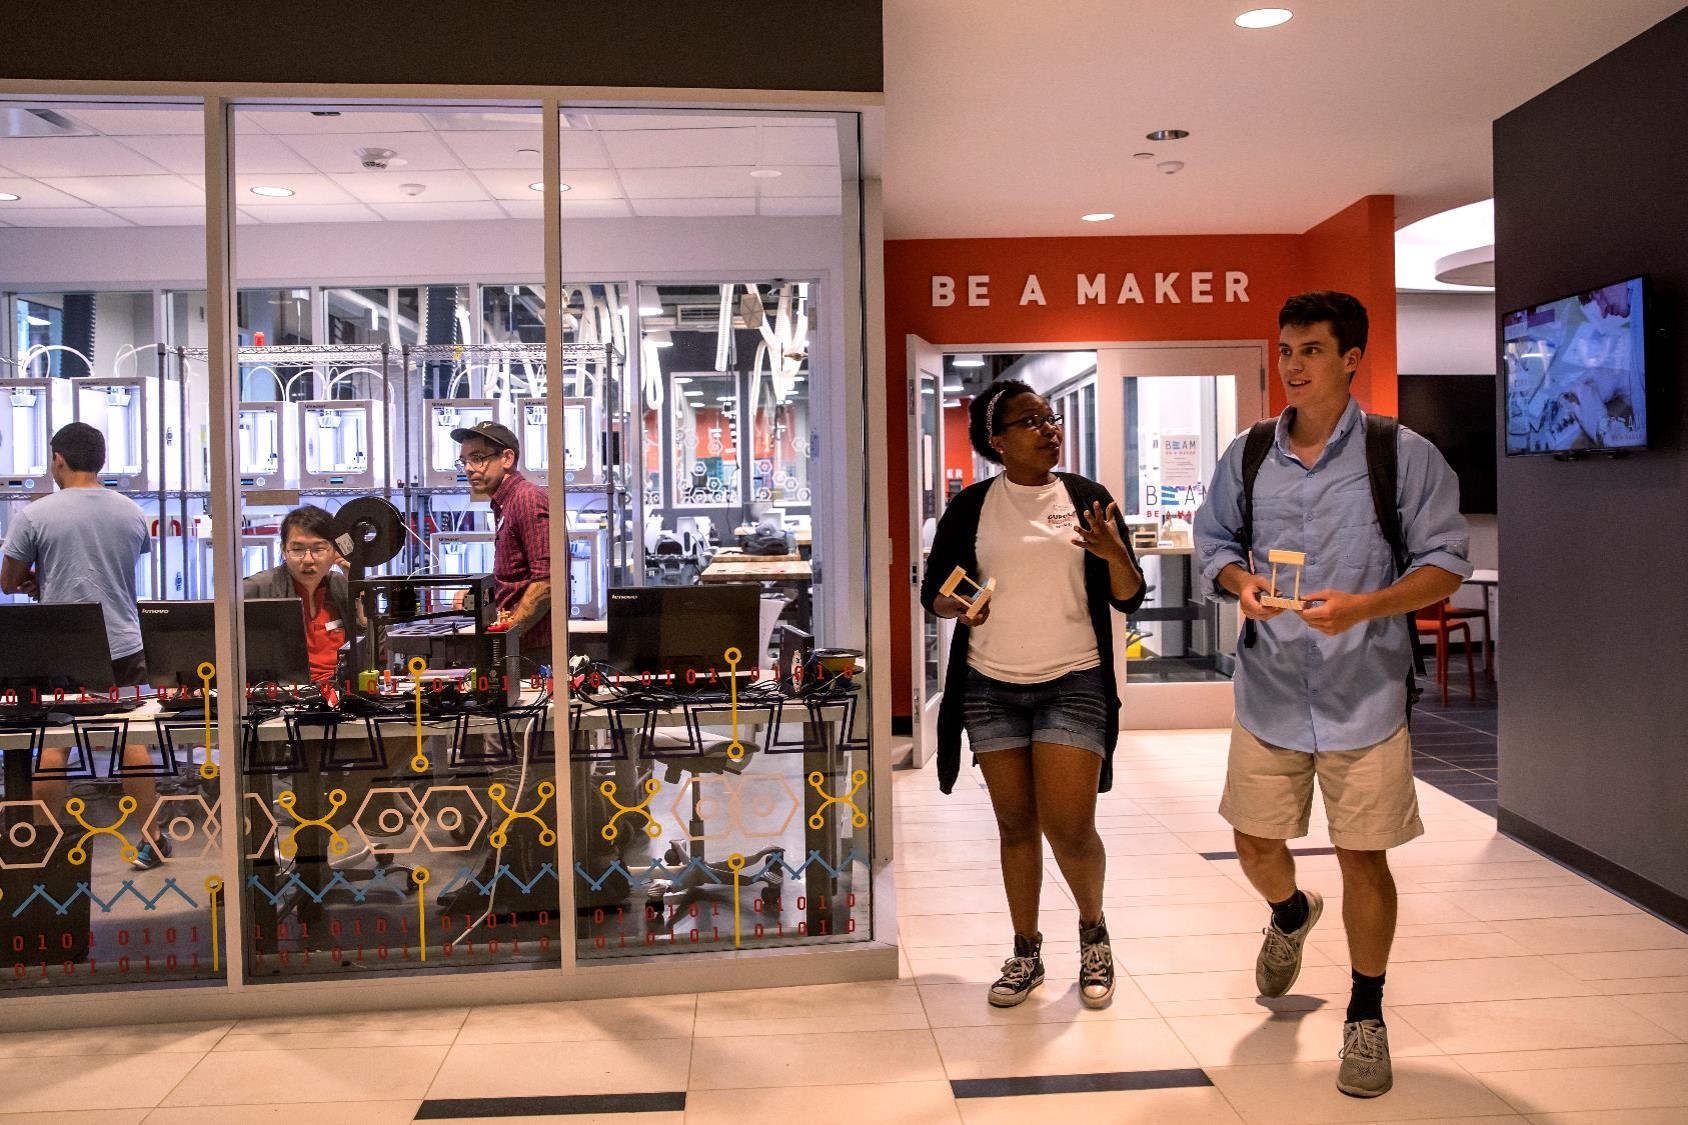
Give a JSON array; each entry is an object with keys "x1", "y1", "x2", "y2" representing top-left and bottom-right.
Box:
[{"x1": 922, "y1": 380, "x2": 1145, "y2": 1010}]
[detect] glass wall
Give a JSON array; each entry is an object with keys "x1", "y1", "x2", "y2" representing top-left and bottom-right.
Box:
[
  {"x1": 0, "y1": 95, "x2": 873, "y2": 998},
  {"x1": 0, "y1": 102, "x2": 224, "y2": 993}
]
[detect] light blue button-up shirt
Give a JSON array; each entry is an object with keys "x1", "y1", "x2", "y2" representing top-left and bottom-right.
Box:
[{"x1": 1193, "y1": 399, "x2": 1471, "y2": 752}]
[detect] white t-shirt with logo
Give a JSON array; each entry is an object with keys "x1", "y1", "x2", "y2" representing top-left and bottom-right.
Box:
[{"x1": 967, "y1": 474, "x2": 1099, "y2": 684}]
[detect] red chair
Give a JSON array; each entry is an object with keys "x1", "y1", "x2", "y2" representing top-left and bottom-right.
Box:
[
  {"x1": 1414, "y1": 599, "x2": 1477, "y2": 705},
  {"x1": 1441, "y1": 600, "x2": 1493, "y2": 681}
]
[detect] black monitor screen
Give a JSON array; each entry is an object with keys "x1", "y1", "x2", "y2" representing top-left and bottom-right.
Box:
[
  {"x1": 1398, "y1": 374, "x2": 1498, "y2": 515},
  {"x1": 606, "y1": 584, "x2": 760, "y2": 679},
  {"x1": 0, "y1": 603, "x2": 115, "y2": 693},
  {"x1": 138, "y1": 598, "x2": 312, "y2": 688}
]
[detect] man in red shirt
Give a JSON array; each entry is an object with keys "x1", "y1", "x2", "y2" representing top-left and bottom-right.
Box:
[
  {"x1": 451, "y1": 420, "x2": 552, "y2": 672},
  {"x1": 243, "y1": 505, "x2": 351, "y2": 686}
]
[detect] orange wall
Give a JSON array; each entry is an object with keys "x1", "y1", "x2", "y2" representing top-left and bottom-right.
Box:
[{"x1": 885, "y1": 196, "x2": 1398, "y2": 718}]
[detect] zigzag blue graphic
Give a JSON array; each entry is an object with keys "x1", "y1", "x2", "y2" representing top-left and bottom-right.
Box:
[
  {"x1": 7, "y1": 877, "x2": 199, "y2": 917},
  {"x1": 573, "y1": 849, "x2": 864, "y2": 892},
  {"x1": 434, "y1": 862, "x2": 560, "y2": 898},
  {"x1": 245, "y1": 863, "x2": 416, "y2": 906}
]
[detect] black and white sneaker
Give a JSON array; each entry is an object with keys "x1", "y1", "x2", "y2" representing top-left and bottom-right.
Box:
[
  {"x1": 1078, "y1": 916, "x2": 1115, "y2": 1008},
  {"x1": 987, "y1": 932, "x2": 1045, "y2": 1008}
]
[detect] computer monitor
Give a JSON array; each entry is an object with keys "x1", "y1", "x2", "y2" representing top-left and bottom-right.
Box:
[
  {"x1": 606, "y1": 584, "x2": 760, "y2": 681},
  {"x1": 138, "y1": 598, "x2": 312, "y2": 688},
  {"x1": 0, "y1": 603, "x2": 115, "y2": 694}
]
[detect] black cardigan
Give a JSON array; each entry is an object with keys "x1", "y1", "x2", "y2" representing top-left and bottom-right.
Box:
[{"x1": 919, "y1": 472, "x2": 1145, "y2": 795}]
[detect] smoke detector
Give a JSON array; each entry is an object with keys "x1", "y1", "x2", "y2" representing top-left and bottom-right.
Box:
[
  {"x1": 1157, "y1": 160, "x2": 1185, "y2": 175},
  {"x1": 355, "y1": 146, "x2": 405, "y2": 170},
  {"x1": 398, "y1": 182, "x2": 426, "y2": 197}
]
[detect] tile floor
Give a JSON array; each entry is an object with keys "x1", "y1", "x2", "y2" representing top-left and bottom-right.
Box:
[
  {"x1": 5, "y1": 728, "x2": 1688, "y2": 1123},
  {"x1": 1410, "y1": 650, "x2": 1501, "y2": 814}
]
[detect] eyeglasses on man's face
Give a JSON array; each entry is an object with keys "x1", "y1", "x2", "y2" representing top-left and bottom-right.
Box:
[
  {"x1": 454, "y1": 450, "x2": 503, "y2": 471},
  {"x1": 1000, "y1": 412, "x2": 1064, "y2": 433},
  {"x1": 284, "y1": 542, "x2": 334, "y2": 561}
]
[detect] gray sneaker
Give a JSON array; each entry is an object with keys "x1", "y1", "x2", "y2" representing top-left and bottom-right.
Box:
[
  {"x1": 1254, "y1": 888, "x2": 1323, "y2": 997},
  {"x1": 1337, "y1": 1018, "x2": 1392, "y2": 1097}
]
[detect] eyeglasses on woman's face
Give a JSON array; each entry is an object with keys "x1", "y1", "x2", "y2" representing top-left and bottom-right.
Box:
[
  {"x1": 283, "y1": 541, "x2": 334, "y2": 561},
  {"x1": 999, "y1": 411, "x2": 1064, "y2": 433}
]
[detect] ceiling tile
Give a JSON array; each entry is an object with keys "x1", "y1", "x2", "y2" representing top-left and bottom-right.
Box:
[
  {"x1": 755, "y1": 166, "x2": 843, "y2": 197},
  {"x1": 327, "y1": 169, "x2": 491, "y2": 204},
  {"x1": 278, "y1": 131, "x2": 466, "y2": 175},
  {"x1": 601, "y1": 127, "x2": 760, "y2": 169},
  {"x1": 619, "y1": 166, "x2": 756, "y2": 199},
  {"x1": 0, "y1": 207, "x2": 131, "y2": 227},
  {"x1": 40, "y1": 174, "x2": 203, "y2": 207},
  {"x1": 0, "y1": 136, "x2": 167, "y2": 177},
  {"x1": 758, "y1": 197, "x2": 843, "y2": 217},
  {"x1": 584, "y1": 113, "x2": 822, "y2": 130},
  {"x1": 107, "y1": 206, "x2": 208, "y2": 226},
  {"x1": 424, "y1": 111, "x2": 545, "y2": 132},
  {"x1": 759, "y1": 127, "x2": 841, "y2": 167},
  {"x1": 630, "y1": 198, "x2": 756, "y2": 218},
  {"x1": 475, "y1": 167, "x2": 622, "y2": 201},
  {"x1": 0, "y1": 178, "x2": 98, "y2": 208},
  {"x1": 243, "y1": 204, "x2": 379, "y2": 224},
  {"x1": 245, "y1": 110, "x2": 433, "y2": 135},
  {"x1": 110, "y1": 134, "x2": 208, "y2": 175},
  {"x1": 369, "y1": 200, "x2": 508, "y2": 222},
  {"x1": 438, "y1": 130, "x2": 603, "y2": 171},
  {"x1": 497, "y1": 197, "x2": 631, "y2": 219},
  {"x1": 62, "y1": 107, "x2": 208, "y2": 136}
]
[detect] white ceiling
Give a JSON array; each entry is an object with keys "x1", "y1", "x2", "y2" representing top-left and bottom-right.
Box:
[
  {"x1": 0, "y1": 108, "x2": 842, "y2": 227},
  {"x1": 881, "y1": 0, "x2": 1687, "y2": 238}
]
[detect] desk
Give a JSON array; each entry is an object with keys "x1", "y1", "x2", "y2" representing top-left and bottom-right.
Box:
[
  {"x1": 701, "y1": 559, "x2": 812, "y2": 583},
  {"x1": 1463, "y1": 569, "x2": 1498, "y2": 679}
]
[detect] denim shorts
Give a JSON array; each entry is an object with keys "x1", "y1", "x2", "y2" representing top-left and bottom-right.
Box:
[{"x1": 962, "y1": 666, "x2": 1109, "y2": 757}]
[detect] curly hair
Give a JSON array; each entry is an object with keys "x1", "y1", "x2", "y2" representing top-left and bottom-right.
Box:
[{"x1": 967, "y1": 380, "x2": 1038, "y2": 465}]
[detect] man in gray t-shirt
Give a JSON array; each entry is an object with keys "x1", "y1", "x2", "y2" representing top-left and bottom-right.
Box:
[{"x1": 1, "y1": 422, "x2": 167, "y2": 870}]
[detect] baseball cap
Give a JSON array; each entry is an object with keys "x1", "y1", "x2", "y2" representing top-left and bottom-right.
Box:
[{"x1": 450, "y1": 419, "x2": 519, "y2": 453}]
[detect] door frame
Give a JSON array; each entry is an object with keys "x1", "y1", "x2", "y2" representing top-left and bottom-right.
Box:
[{"x1": 906, "y1": 338, "x2": 1269, "y2": 743}]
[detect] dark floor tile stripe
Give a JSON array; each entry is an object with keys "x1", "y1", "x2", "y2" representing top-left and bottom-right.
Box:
[
  {"x1": 1201, "y1": 846, "x2": 1336, "y2": 861},
  {"x1": 416, "y1": 1093, "x2": 686, "y2": 1118},
  {"x1": 952, "y1": 1068, "x2": 1214, "y2": 1099}
]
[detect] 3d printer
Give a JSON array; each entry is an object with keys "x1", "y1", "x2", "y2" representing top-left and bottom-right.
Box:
[
  {"x1": 0, "y1": 377, "x2": 66, "y2": 493},
  {"x1": 425, "y1": 398, "x2": 504, "y2": 489},
  {"x1": 300, "y1": 399, "x2": 384, "y2": 490},
  {"x1": 514, "y1": 394, "x2": 600, "y2": 487}
]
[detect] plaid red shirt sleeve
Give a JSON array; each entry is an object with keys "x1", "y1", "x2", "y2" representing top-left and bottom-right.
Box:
[{"x1": 504, "y1": 476, "x2": 551, "y2": 584}]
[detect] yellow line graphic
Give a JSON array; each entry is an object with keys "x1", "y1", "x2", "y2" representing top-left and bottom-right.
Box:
[
  {"x1": 197, "y1": 661, "x2": 218, "y2": 779},
  {"x1": 489, "y1": 780, "x2": 558, "y2": 848},
  {"x1": 205, "y1": 875, "x2": 223, "y2": 972},
  {"x1": 276, "y1": 788, "x2": 350, "y2": 858},
  {"x1": 66, "y1": 795, "x2": 138, "y2": 864},
  {"x1": 807, "y1": 769, "x2": 870, "y2": 830},
  {"x1": 728, "y1": 852, "x2": 746, "y2": 947},
  {"x1": 413, "y1": 866, "x2": 431, "y2": 960},
  {"x1": 409, "y1": 657, "x2": 429, "y2": 772},
  {"x1": 598, "y1": 778, "x2": 661, "y2": 842},
  {"x1": 724, "y1": 646, "x2": 745, "y2": 761}
]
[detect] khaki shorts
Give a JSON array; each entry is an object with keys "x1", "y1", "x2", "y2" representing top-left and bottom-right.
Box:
[{"x1": 1218, "y1": 721, "x2": 1424, "y2": 851}]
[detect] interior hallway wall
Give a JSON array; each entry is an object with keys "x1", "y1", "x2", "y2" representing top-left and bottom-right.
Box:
[{"x1": 1493, "y1": 7, "x2": 1688, "y2": 923}]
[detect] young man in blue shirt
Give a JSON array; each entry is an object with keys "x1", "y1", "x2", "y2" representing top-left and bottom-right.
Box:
[{"x1": 1193, "y1": 291, "x2": 1470, "y2": 1098}]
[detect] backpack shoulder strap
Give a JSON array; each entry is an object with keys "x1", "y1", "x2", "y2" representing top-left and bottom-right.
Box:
[
  {"x1": 1363, "y1": 413, "x2": 1429, "y2": 694},
  {"x1": 1237, "y1": 420, "x2": 1277, "y2": 649}
]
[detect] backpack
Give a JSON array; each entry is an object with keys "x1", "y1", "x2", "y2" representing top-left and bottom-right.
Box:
[{"x1": 1238, "y1": 414, "x2": 1426, "y2": 719}]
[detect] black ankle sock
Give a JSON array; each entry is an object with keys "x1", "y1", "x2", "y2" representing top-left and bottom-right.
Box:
[
  {"x1": 1346, "y1": 969, "x2": 1385, "y2": 1024},
  {"x1": 1269, "y1": 889, "x2": 1308, "y2": 933}
]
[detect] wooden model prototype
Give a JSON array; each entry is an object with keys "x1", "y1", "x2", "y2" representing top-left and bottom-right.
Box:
[
  {"x1": 939, "y1": 564, "x2": 996, "y2": 622},
  {"x1": 1258, "y1": 549, "x2": 1307, "y2": 610}
]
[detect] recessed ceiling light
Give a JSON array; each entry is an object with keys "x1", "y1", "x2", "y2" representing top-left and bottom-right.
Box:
[
  {"x1": 249, "y1": 185, "x2": 295, "y2": 198},
  {"x1": 1235, "y1": 8, "x2": 1293, "y2": 29},
  {"x1": 528, "y1": 182, "x2": 572, "y2": 192},
  {"x1": 749, "y1": 168, "x2": 782, "y2": 179},
  {"x1": 1081, "y1": 212, "x2": 1116, "y2": 222},
  {"x1": 1132, "y1": 152, "x2": 1155, "y2": 160},
  {"x1": 517, "y1": 147, "x2": 540, "y2": 156},
  {"x1": 1146, "y1": 129, "x2": 1189, "y2": 141},
  {"x1": 952, "y1": 355, "x2": 987, "y2": 368},
  {"x1": 0, "y1": 192, "x2": 19, "y2": 202}
]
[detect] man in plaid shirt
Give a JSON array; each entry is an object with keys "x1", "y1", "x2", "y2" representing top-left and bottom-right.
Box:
[{"x1": 451, "y1": 420, "x2": 551, "y2": 669}]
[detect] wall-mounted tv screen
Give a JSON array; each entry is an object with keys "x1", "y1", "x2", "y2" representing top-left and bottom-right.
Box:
[
  {"x1": 1502, "y1": 276, "x2": 1648, "y2": 456},
  {"x1": 1398, "y1": 374, "x2": 1497, "y2": 514}
]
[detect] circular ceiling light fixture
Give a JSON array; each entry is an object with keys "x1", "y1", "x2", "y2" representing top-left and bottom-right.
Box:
[
  {"x1": 0, "y1": 192, "x2": 19, "y2": 201},
  {"x1": 952, "y1": 355, "x2": 987, "y2": 368},
  {"x1": 516, "y1": 147, "x2": 540, "y2": 157},
  {"x1": 528, "y1": 182, "x2": 572, "y2": 192},
  {"x1": 1235, "y1": 8, "x2": 1293, "y2": 29},
  {"x1": 749, "y1": 168, "x2": 782, "y2": 179},
  {"x1": 1146, "y1": 128, "x2": 1190, "y2": 141},
  {"x1": 1133, "y1": 152, "x2": 1155, "y2": 160},
  {"x1": 1081, "y1": 212, "x2": 1116, "y2": 222},
  {"x1": 249, "y1": 185, "x2": 295, "y2": 198}
]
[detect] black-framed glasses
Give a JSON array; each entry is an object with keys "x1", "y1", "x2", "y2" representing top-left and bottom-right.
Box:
[
  {"x1": 283, "y1": 543, "x2": 334, "y2": 561},
  {"x1": 1001, "y1": 412, "x2": 1064, "y2": 432},
  {"x1": 454, "y1": 451, "x2": 501, "y2": 470}
]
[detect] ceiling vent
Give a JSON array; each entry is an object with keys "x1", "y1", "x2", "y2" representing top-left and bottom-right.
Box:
[{"x1": 0, "y1": 107, "x2": 90, "y2": 138}]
